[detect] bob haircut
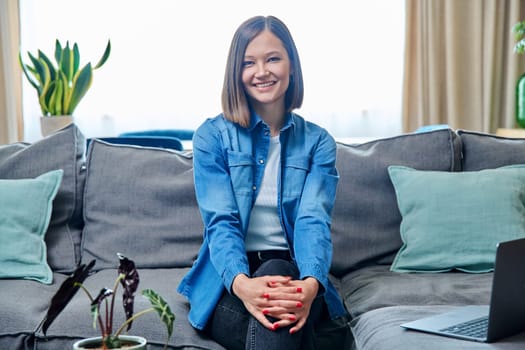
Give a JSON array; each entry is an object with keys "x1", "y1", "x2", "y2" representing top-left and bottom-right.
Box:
[{"x1": 221, "y1": 15, "x2": 304, "y2": 128}]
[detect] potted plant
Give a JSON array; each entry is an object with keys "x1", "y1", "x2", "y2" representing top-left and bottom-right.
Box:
[
  {"x1": 512, "y1": 20, "x2": 525, "y2": 128},
  {"x1": 19, "y1": 39, "x2": 111, "y2": 136},
  {"x1": 33, "y1": 254, "x2": 175, "y2": 350}
]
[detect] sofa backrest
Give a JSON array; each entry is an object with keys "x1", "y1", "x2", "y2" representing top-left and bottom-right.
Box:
[
  {"x1": 0, "y1": 124, "x2": 85, "y2": 273},
  {"x1": 330, "y1": 128, "x2": 462, "y2": 277},
  {"x1": 80, "y1": 139, "x2": 203, "y2": 270}
]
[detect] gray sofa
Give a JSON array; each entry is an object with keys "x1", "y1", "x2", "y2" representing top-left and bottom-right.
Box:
[{"x1": 2, "y1": 124, "x2": 525, "y2": 349}]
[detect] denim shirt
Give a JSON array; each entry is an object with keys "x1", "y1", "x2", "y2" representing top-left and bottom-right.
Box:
[{"x1": 177, "y1": 112, "x2": 348, "y2": 330}]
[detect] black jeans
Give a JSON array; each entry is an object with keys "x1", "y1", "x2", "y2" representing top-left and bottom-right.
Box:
[{"x1": 206, "y1": 256, "x2": 324, "y2": 350}]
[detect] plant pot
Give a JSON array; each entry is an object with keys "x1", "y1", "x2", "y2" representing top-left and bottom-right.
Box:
[
  {"x1": 72, "y1": 335, "x2": 147, "y2": 350},
  {"x1": 40, "y1": 115, "x2": 74, "y2": 137}
]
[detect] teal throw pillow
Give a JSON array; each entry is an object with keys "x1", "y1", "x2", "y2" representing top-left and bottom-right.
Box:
[
  {"x1": 388, "y1": 165, "x2": 525, "y2": 273},
  {"x1": 0, "y1": 169, "x2": 63, "y2": 283}
]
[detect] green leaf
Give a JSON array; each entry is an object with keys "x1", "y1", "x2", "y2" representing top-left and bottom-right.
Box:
[
  {"x1": 94, "y1": 40, "x2": 111, "y2": 69},
  {"x1": 18, "y1": 53, "x2": 40, "y2": 91},
  {"x1": 38, "y1": 50, "x2": 57, "y2": 82},
  {"x1": 73, "y1": 43, "x2": 80, "y2": 76},
  {"x1": 52, "y1": 79, "x2": 64, "y2": 115},
  {"x1": 65, "y1": 63, "x2": 92, "y2": 114},
  {"x1": 60, "y1": 41, "x2": 73, "y2": 83},
  {"x1": 54, "y1": 39, "x2": 62, "y2": 65},
  {"x1": 142, "y1": 289, "x2": 175, "y2": 338}
]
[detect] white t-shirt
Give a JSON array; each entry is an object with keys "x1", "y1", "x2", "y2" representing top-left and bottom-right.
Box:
[{"x1": 245, "y1": 135, "x2": 288, "y2": 252}]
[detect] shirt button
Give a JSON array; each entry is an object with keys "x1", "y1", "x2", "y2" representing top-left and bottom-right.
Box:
[
  {"x1": 252, "y1": 186, "x2": 257, "y2": 191},
  {"x1": 259, "y1": 159, "x2": 264, "y2": 164}
]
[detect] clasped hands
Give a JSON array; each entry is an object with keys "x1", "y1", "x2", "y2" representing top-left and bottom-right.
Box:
[{"x1": 232, "y1": 274, "x2": 319, "y2": 334}]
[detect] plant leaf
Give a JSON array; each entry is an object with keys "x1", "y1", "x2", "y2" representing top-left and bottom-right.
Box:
[
  {"x1": 117, "y1": 253, "x2": 139, "y2": 331},
  {"x1": 142, "y1": 289, "x2": 175, "y2": 339},
  {"x1": 72, "y1": 43, "x2": 80, "y2": 76},
  {"x1": 65, "y1": 63, "x2": 92, "y2": 114},
  {"x1": 94, "y1": 40, "x2": 111, "y2": 69},
  {"x1": 40, "y1": 260, "x2": 96, "y2": 335},
  {"x1": 18, "y1": 53, "x2": 40, "y2": 91},
  {"x1": 54, "y1": 39, "x2": 62, "y2": 65},
  {"x1": 38, "y1": 50, "x2": 57, "y2": 82},
  {"x1": 91, "y1": 288, "x2": 113, "y2": 329}
]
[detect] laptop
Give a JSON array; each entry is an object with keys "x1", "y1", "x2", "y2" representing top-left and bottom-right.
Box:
[{"x1": 400, "y1": 237, "x2": 525, "y2": 343}]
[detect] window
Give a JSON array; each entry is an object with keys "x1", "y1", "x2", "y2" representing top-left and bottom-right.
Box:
[{"x1": 19, "y1": 0, "x2": 405, "y2": 142}]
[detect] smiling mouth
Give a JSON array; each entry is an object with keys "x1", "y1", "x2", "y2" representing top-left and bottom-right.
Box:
[{"x1": 254, "y1": 81, "x2": 276, "y2": 88}]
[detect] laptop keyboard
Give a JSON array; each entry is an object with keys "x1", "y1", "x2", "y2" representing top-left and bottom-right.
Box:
[{"x1": 440, "y1": 316, "x2": 489, "y2": 339}]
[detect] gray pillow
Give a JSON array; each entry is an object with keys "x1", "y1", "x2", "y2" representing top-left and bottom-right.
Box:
[
  {"x1": 330, "y1": 129, "x2": 462, "y2": 277},
  {"x1": 81, "y1": 140, "x2": 203, "y2": 270},
  {"x1": 0, "y1": 124, "x2": 86, "y2": 272},
  {"x1": 458, "y1": 130, "x2": 525, "y2": 171}
]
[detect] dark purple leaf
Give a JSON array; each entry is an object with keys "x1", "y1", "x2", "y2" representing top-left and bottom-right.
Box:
[
  {"x1": 41, "y1": 259, "x2": 95, "y2": 335},
  {"x1": 117, "y1": 253, "x2": 139, "y2": 330}
]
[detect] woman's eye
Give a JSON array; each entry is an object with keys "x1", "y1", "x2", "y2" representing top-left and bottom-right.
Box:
[
  {"x1": 268, "y1": 56, "x2": 281, "y2": 62},
  {"x1": 242, "y1": 60, "x2": 254, "y2": 67}
]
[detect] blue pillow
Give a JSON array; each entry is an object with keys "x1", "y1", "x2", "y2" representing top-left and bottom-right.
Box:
[
  {"x1": 0, "y1": 169, "x2": 63, "y2": 284},
  {"x1": 388, "y1": 165, "x2": 525, "y2": 273}
]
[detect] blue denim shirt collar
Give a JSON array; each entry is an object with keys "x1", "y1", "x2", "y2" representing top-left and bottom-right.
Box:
[{"x1": 247, "y1": 110, "x2": 295, "y2": 133}]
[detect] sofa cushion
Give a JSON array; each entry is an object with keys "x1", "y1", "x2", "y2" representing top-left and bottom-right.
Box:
[
  {"x1": 341, "y1": 265, "x2": 491, "y2": 319},
  {"x1": 0, "y1": 170, "x2": 63, "y2": 284},
  {"x1": 0, "y1": 124, "x2": 86, "y2": 272},
  {"x1": 388, "y1": 165, "x2": 525, "y2": 273},
  {"x1": 458, "y1": 130, "x2": 525, "y2": 170},
  {"x1": 349, "y1": 305, "x2": 525, "y2": 350},
  {"x1": 330, "y1": 129, "x2": 462, "y2": 277},
  {"x1": 81, "y1": 140, "x2": 203, "y2": 270}
]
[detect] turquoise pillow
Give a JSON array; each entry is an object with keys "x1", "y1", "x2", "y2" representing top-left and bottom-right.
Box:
[
  {"x1": 388, "y1": 165, "x2": 525, "y2": 273},
  {"x1": 0, "y1": 169, "x2": 63, "y2": 284}
]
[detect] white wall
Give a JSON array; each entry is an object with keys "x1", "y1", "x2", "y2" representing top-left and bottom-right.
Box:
[{"x1": 19, "y1": 0, "x2": 405, "y2": 142}]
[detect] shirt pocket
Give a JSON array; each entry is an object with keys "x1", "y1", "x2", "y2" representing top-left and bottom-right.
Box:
[
  {"x1": 282, "y1": 155, "x2": 310, "y2": 197},
  {"x1": 227, "y1": 150, "x2": 254, "y2": 196}
]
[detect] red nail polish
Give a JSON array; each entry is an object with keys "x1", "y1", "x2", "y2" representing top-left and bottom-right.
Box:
[
  {"x1": 273, "y1": 323, "x2": 280, "y2": 330},
  {"x1": 296, "y1": 287, "x2": 302, "y2": 293},
  {"x1": 263, "y1": 309, "x2": 269, "y2": 315},
  {"x1": 296, "y1": 302, "x2": 303, "y2": 308},
  {"x1": 289, "y1": 315, "x2": 296, "y2": 321},
  {"x1": 263, "y1": 293, "x2": 270, "y2": 299},
  {"x1": 290, "y1": 328, "x2": 297, "y2": 334}
]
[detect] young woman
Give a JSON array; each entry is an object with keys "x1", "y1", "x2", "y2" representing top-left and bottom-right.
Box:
[{"x1": 177, "y1": 15, "x2": 348, "y2": 349}]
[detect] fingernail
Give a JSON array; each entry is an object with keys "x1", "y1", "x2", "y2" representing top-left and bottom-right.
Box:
[
  {"x1": 273, "y1": 323, "x2": 280, "y2": 330},
  {"x1": 290, "y1": 328, "x2": 297, "y2": 334},
  {"x1": 296, "y1": 302, "x2": 303, "y2": 308},
  {"x1": 262, "y1": 309, "x2": 269, "y2": 315},
  {"x1": 289, "y1": 315, "x2": 296, "y2": 321},
  {"x1": 263, "y1": 293, "x2": 270, "y2": 299},
  {"x1": 270, "y1": 281, "x2": 276, "y2": 285},
  {"x1": 296, "y1": 287, "x2": 302, "y2": 293}
]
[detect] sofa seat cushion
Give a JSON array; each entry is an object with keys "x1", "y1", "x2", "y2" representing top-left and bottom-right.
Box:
[
  {"x1": 330, "y1": 129, "x2": 462, "y2": 277},
  {"x1": 351, "y1": 305, "x2": 525, "y2": 350},
  {"x1": 0, "y1": 273, "x2": 69, "y2": 338},
  {"x1": 81, "y1": 140, "x2": 203, "y2": 270},
  {"x1": 0, "y1": 124, "x2": 86, "y2": 272},
  {"x1": 341, "y1": 265, "x2": 491, "y2": 319},
  {"x1": 41, "y1": 268, "x2": 225, "y2": 350}
]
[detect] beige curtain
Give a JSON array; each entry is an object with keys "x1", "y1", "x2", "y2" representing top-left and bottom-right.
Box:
[
  {"x1": 0, "y1": 0, "x2": 23, "y2": 144},
  {"x1": 403, "y1": 0, "x2": 525, "y2": 133}
]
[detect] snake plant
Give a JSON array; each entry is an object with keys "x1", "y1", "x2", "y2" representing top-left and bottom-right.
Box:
[{"x1": 19, "y1": 39, "x2": 111, "y2": 116}]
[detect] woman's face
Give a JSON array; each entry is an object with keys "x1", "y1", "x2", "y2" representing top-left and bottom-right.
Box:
[{"x1": 241, "y1": 30, "x2": 291, "y2": 111}]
